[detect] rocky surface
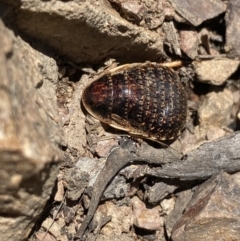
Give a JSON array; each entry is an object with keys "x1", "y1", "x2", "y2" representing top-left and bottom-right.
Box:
[
  {"x1": 168, "y1": 0, "x2": 226, "y2": 26},
  {"x1": 194, "y1": 59, "x2": 240, "y2": 85},
  {"x1": 172, "y1": 172, "x2": 240, "y2": 241},
  {"x1": 16, "y1": 0, "x2": 164, "y2": 64},
  {"x1": 1, "y1": 0, "x2": 240, "y2": 241},
  {"x1": 225, "y1": 0, "x2": 240, "y2": 58},
  {"x1": 0, "y1": 19, "x2": 63, "y2": 240}
]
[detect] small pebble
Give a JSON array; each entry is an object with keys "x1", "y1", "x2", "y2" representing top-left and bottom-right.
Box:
[
  {"x1": 194, "y1": 59, "x2": 240, "y2": 85},
  {"x1": 132, "y1": 196, "x2": 163, "y2": 231},
  {"x1": 198, "y1": 88, "x2": 233, "y2": 127}
]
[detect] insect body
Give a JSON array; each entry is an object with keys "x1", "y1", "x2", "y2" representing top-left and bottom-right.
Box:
[{"x1": 82, "y1": 62, "x2": 187, "y2": 141}]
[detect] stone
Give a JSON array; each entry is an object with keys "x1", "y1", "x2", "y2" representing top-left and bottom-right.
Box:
[
  {"x1": 165, "y1": 190, "x2": 193, "y2": 238},
  {"x1": 96, "y1": 233, "x2": 134, "y2": 241},
  {"x1": 132, "y1": 196, "x2": 164, "y2": 231},
  {"x1": 194, "y1": 59, "x2": 240, "y2": 85},
  {"x1": 162, "y1": 21, "x2": 181, "y2": 56},
  {"x1": 172, "y1": 172, "x2": 240, "y2": 241},
  {"x1": 41, "y1": 217, "x2": 68, "y2": 241},
  {"x1": 146, "y1": 181, "x2": 178, "y2": 204},
  {"x1": 198, "y1": 88, "x2": 233, "y2": 127},
  {"x1": 160, "y1": 197, "x2": 175, "y2": 216},
  {"x1": 168, "y1": 0, "x2": 226, "y2": 26},
  {"x1": 15, "y1": 0, "x2": 164, "y2": 64},
  {"x1": 103, "y1": 175, "x2": 129, "y2": 200},
  {"x1": 95, "y1": 137, "x2": 119, "y2": 158},
  {"x1": 95, "y1": 201, "x2": 132, "y2": 236},
  {"x1": 75, "y1": 157, "x2": 105, "y2": 187},
  {"x1": 54, "y1": 179, "x2": 64, "y2": 202},
  {"x1": 62, "y1": 167, "x2": 89, "y2": 201},
  {"x1": 179, "y1": 30, "x2": 198, "y2": 59},
  {"x1": 60, "y1": 74, "x2": 88, "y2": 155},
  {"x1": 194, "y1": 124, "x2": 227, "y2": 143},
  {"x1": 225, "y1": 0, "x2": 240, "y2": 58},
  {"x1": 0, "y1": 19, "x2": 62, "y2": 241},
  {"x1": 121, "y1": 2, "x2": 144, "y2": 22},
  {"x1": 205, "y1": 125, "x2": 227, "y2": 141}
]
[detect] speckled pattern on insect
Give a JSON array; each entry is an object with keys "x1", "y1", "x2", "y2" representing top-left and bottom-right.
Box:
[{"x1": 82, "y1": 62, "x2": 187, "y2": 141}]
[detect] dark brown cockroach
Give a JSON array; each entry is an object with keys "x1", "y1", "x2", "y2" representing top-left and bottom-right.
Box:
[{"x1": 82, "y1": 62, "x2": 187, "y2": 142}]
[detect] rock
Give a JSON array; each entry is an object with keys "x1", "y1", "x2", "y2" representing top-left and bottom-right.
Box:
[
  {"x1": 146, "y1": 181, "x2": 178, "y2": 204},
  {"x1": 198, "y1": 28, "x2": 224, "y2": 56},
  {"x1": 76, "y1": 156, "x2": 129, "y2": 199},
  {"x1": 103, "y1": 175, "x2": 129, "y2": 200},
  {"x1": 198, "y1": 88, "x2": 233, "y2": 127},
  {"x1": 205, "y1": 125, "x2": 227, "y2": 141},
  {"x1": 119, "y1": 0, "x2": 172, "y2": 29},
  {"x1": 165, "y1": 190, "x2": 193, "y2": 238},
  {"x1": 193, "y1": 124, "x2": 227, "y2": 145},
  {"x1": 171, "y1": 172, "x2": 240, "y2": 241},
  {"x1": 62, "y1": 167, "x2": 89, "y2": 201},
  {"x1": 194, "y1": 59, "x2": 240, "y2": 85},
  {"x1": 179, "y1": 30, "x2": 198, "y2": 59},
  {"x1": 120, "y1": 2, "x2": 144, "y2": 22},
  {"x1": 180, "y1": 128, "x2": 199, "y2": 154},
  {"x1": 0, "y1": 19, "x2": 62, "y2": 241},
  {"x1": 168, "y1": 0, "x2": 226, "y2": 26},
  {"x1": 35, "y1": 231, "x2": 57, "y2": 241},
  {"x1": 96, "y1": 233, "x2": 134, "y2": 241},
  {"x1": 54, "y1": 179, "x2": 65, "y2": 202},
  {"x1": 160, "y1": 197, "x2": 175, "y2": 216},
  {"x1": 132, "y1": 196, "x2": 164, "y2": 231},
  {"x1": 162, "y1": 21, "x2": 181, "y2": 56},
  {"x1": 225, "y1": 0, "x2": 240, "y2": 58},
  {"x1": 75, "y1": 157, "x2": 105, "y2": 187},
  {"x1": 41, "y1": 217, "x2": 68, "y2": 241},
  {"x1": 15, "y1": 0, "x2": 164, "y2": 64},
  {"x1": 60, "y1": 74, "x2": 88, "y2": 156},
  {"x1": 95, "y1": 137, "x2": 119, "y2": 158},
  {"x1": 95, "y1": 201, "x2": 132, "y2": 236}
]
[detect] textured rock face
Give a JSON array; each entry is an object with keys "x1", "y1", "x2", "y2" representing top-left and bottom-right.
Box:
[
  {"x1": 16, "y1": 0, "x2": 164, "y2": 64},
  {"x1": 0, "y1": 20, "x2": 63, "y2": 240},
  {"x1": 171, "y1": 172, "x2": 240, "y2": 241}
]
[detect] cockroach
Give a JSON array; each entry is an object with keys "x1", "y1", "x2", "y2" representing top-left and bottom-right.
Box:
[{"x1": 82, "y1": 62, "x2": 187, "y2": 142}]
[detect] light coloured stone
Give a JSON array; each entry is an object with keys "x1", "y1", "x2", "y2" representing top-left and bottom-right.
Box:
[
  {"x1": 0, "y1": 19, "x2": 62, "y2": 241},
  {"x1": 179, "y1": 30, "x2": 198, "y2": 59},
  {"x1": 95, "y1": 201, "x2": 132, "y2": 235},
  {"x1": 194, "y1": 59, "x2": 240, "y2": 85},
  {"x1": 16, "y1": 0, "x2": 164, "y2": 64},
  {"x1": 132, "y1": 196, "x2": 164, "y2": 231},
  {"x1": 198, "y1": 88, "x2": 233, "y2": 127},
  {"x1": 160, "y1": 197, "x2": 175, "y2": 215}
]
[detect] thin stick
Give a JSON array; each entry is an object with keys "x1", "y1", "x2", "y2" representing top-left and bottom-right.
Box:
[{"x1": 161, "y1": 61, "x2": 183, "y2": 68}]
